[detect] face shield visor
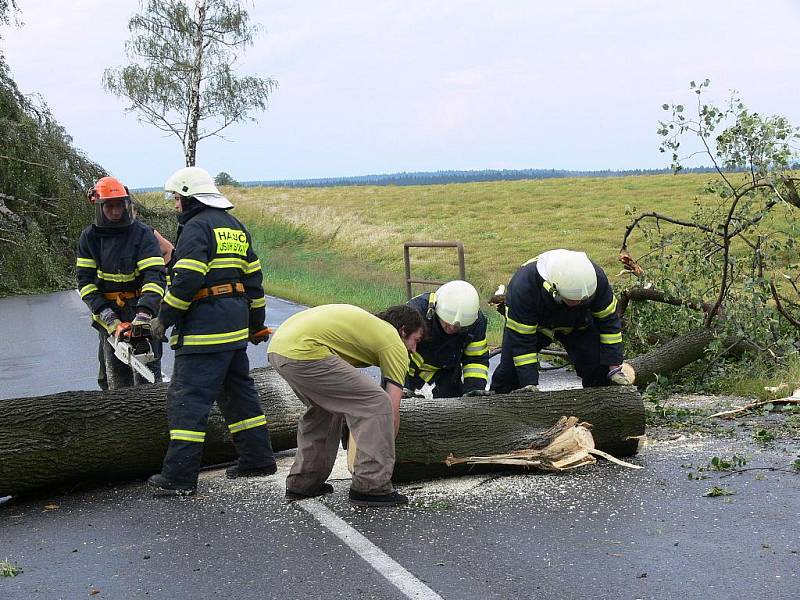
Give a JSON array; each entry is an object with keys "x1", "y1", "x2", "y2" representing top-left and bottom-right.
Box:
[{"x1": 95, "y1": 196, "x2": 133, "y2": 228}]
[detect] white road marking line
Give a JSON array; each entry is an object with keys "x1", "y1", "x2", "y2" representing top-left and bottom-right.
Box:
[{"x1": 297, "y1": 498, "x2": 445, "y2": 600}]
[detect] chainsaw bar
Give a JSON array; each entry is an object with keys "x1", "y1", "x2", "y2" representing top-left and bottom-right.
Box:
[{"x1": 107, "y1": 335, "x2": 156, "y2": 384}]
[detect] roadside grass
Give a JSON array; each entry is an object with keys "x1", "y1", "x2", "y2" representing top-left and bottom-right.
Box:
[{"x1": 714, "y1": 355, "x2": 800, "y2": 400}]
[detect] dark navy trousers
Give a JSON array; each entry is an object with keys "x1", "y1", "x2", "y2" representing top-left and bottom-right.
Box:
[{"x1": 161, "y1": 348, "x2": 275, "y2": 485}]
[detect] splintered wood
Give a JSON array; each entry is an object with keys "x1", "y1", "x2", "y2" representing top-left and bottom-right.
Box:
[{"x1": 445, "y1": 416, "x2": 642, "y2": 472}]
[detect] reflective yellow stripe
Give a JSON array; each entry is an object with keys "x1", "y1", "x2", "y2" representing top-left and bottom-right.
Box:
[
  {"x1": 92, "y1": 313, "x2": 115, "y2": 333},
  {"x1": 137, "y1": 256, "x2": 166, "y2": 270},
  {"x1": 506, "y1": 317, "x2": 537, "y2": 335},
  {"x1": 170, "y1": 328, "x2": 249, "y2": 346},
  {"x1": 600, "y1": 332, "x2": 623, "y2": 345},
  {"x1": 208, "y1": 257, "x2": 249, "y2": 271},
  {"x1": 592, "y1": 297, "x2": 618, "y2": 319},
  {"x1": 76, "y1": 257, "x2": 97, "y2": 268},
  {"x1": 97, "y1": 270, "x2": 136, "y2": 282},
  {"x1": 164, "y1": 291, "x2": 191, "y2": 310},
  {"x1": 243, "y1": 259, "x2": 261, "y2": 274},
  {"x1": 173, "y1": 258, "x2": 209, "y2": 275},
  {"x1": 250, "y1": 296, "x2": 266, "y2": 309},
  {"x1": 463, "y1": 363, "x2": 489, "y2": 380},
  {"x1": 141, "y1": 282, "x2": 165, "y2": 297},
  {"x1": 228, "y1": 414, "x2": 267, "y2": 434},
  {"x1": 410, "y1": 352, "x2": 424, "y2": 368},
  {"x1": 170, "y1": 429, "x2": 206, "y2": 443},
  {"x1": 79, "y1": 283, "x2": 99, "y2": 298},
  {"x1": 419, "y1": 367, "x2": 439, "y2": 382},
  {"x1": 513, "y1": 352, "x2": 539, "y2": 367},
  {"x1": 464, "y1": 339, "x2": 488, "y2": 356}
]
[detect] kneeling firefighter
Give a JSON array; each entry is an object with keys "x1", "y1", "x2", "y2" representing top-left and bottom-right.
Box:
[
  {"x1": 76, "y1": 177, "x2": 167, "y2": 389},
  {"x1": 490, "y1": 249, "x2": 630, "y2": 394},
  {"x1": 406, "y1": 280, "x2": 491, "y2": 398},
  {"x1": 147, "y1": 166, "x2": 276, "y2": 496}
]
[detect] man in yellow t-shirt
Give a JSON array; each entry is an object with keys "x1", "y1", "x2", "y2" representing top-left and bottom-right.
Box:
[{"x1": 268, "y1": 304, "x2": 426, "y2": 507}]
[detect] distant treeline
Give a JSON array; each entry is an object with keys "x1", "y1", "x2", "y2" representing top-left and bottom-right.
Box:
[
  {"x1": 244, "y1": 166, "x2": 723, "y2": 189},
  {"x1": 135, "y1": 164, "x2": 800, "y2": 193}
]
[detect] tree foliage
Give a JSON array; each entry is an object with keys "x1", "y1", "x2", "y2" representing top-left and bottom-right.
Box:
[
  {"x1": 0, "y1": 56, "x2": 106, "y2": 295},
  {"x1": 214, "y1": 171, "x2": 239, "y2": 186},
  {"x1": 103, "y1": 0, "x2": 277, "y2": 167},
  {"x1": 620, "y1": 80, "x2": 800, "y2": 372}
]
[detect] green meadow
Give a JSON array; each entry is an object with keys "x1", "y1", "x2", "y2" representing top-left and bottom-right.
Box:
[
  {"x1": 139, "y1": 172, "x2": 800, "y2": 396},
  {"x1": 227, "y1": 173, "x2": 717, "y2": 308}
]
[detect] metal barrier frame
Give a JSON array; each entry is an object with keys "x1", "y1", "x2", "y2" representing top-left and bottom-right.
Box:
[{"x1": 403, "y1": 241, "x2": 465, "y2": 300}]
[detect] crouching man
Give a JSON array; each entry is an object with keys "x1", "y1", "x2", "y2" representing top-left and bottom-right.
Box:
[{"x1": 268, "y1": 304, "x2": 426, "y2": 507}]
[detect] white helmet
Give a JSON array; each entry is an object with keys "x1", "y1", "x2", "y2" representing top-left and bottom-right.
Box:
[
  {"x1": 164, "y1": 166, "x2": 233, "y2": 209},
  {"x1": 536, "y1": 249, "x2": 597, "y2": 302},
  {"x1": 434, "y1": 280, "x2": 480, "y2": 327}
]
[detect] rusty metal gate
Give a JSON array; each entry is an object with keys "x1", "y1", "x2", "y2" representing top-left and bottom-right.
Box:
[{"x1": 403, "y1": 241, "x2": 465, "y2": 300}]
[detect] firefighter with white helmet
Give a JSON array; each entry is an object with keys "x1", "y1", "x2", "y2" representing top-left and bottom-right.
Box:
[
  {"x1": 406, "y1": 280, "x2": 491, "y2": 398},
  {"x1": 490, "y1": 249, "x2": 629, "y2": 393},
  {"x1": 147, "y1": 166, "x2": 276, "y2": 496}
]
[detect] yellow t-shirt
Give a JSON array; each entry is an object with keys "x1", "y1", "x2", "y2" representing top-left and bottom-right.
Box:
[{"x1": 268, "y1": 304, "x2": 410, "y2": 387}]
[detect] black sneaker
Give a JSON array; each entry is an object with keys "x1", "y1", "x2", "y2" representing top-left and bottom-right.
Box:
[
  {"x1": 348, "y1": 488, "x2": 409, "y2": 507},
  {"x1": 285, "y1": 483, "x2": 334, "y2": 502},
  {"x1": 147, "y1": 474, "x2": 196, "y2": 497},
  {"x1": 225, "y1": 463, "x2": 278, "y2": 479}
]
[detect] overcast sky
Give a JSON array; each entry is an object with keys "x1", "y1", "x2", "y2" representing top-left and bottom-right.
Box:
[{"x1": 2, "y1": 1, "x2": 799, "y2": 188}]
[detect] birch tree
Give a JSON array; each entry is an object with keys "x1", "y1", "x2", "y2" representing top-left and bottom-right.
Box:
[{"x1": 103, "y1": 0, "x2": 276, "y2": 166}]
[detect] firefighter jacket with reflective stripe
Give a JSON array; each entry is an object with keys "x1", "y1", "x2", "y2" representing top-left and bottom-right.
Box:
[
  {"x1": 407, "y1": 292, "x2": 490, "y2": 393},
  {"x1": 76, "y1": 220, "x2": 167, "y2": 333},
  {"x1": 503, "y1": 259, "x2": 622, "y2": 387},
  {"x1": 158, "y1": 205, "x2": 267, "y2": 355}
]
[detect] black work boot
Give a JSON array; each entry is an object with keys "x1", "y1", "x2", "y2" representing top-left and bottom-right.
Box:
[
  {"x1": 225, "y1": 463, "x2": 277, "y2": 479},
  {"x1": 147, "y1": 474, "x2": 196, "y2": 497},
  {"x1": 285, "y1": 483, "x2": 334, "y2": 502},
  {"x1": 348, "y1": 488, "x2": 409, "y2": 507}
]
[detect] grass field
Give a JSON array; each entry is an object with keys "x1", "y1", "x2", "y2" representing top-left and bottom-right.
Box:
[
  {"x1": 227, "y1": 173, "x2": 719, "y2": 303},
  {"x1": 138, "y1": 172, "x2": 800, "y2": 396}
]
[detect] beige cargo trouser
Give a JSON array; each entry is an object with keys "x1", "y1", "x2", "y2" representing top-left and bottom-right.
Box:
[{"x1": 269, "y1": 352, "x2": 396, "y2": 495}]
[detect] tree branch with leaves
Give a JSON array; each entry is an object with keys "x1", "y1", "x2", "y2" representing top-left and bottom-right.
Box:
[{"x1": 619, "y1": 80, "x2": 800, "y2": 372}]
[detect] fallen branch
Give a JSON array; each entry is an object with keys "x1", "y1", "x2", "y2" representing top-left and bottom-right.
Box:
[
  {"x1": 618, "y1": 287, "x2": 717, "y2": 318},
  {"x1": 707, "y1": 396, "x2": 800, "y2": 420}
]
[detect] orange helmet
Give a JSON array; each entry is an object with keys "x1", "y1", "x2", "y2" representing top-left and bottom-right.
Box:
[{"x1": 88, "y1": 177, "x2": 129, "y2": 204}]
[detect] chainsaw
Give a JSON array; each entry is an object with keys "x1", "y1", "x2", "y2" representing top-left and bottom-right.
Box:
[{"x1": 106, "y1": 321, "x2": 159, "y2": 384}]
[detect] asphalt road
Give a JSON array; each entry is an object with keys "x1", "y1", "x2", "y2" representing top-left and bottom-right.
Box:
[
  {"x1": 0, "y1": 290, "x2": 308, "y2": 400},
  {"x1": 1, "y1": 291, "x2": 798, "y2": 599}
]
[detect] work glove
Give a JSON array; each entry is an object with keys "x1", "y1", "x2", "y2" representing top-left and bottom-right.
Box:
[
  {"x1": 249, "y1": 327, "x2": 272, "y2": 345},
  {"x1": 402, "y1": 388, "x2": 424, "y2": 399},
  {"x1": 462, "y1": 389, "x2": 495, "y2": 397},
  {"x1": 149, "y1": 317, "x2": 166, "y2": 342},
  {"x1": 608, "y1": 365, "x2": 632, "y2": 386},
  {"x1": 99, "y1": 307, "x2": 121, "y2": 330},
  {"x1": 511, "y1": 384, "x2": 540, "y2": 394},
  {"x1": 132, "y1": 311, "x2": 152, "y2": 326}
]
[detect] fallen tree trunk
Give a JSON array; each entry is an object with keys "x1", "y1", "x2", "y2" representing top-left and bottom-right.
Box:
[{"x1": 0, "y1": 368, "x2": 644, "y2": 496}]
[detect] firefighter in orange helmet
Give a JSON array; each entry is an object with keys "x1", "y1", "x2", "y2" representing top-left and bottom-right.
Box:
[{"x1": 76, "y1": 176, "x2": 167, "y2": 389}]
